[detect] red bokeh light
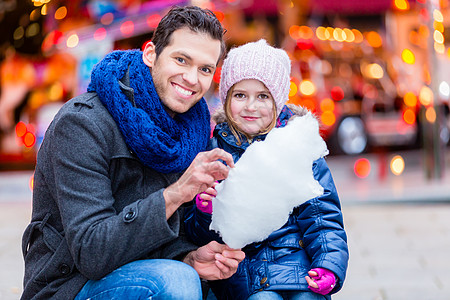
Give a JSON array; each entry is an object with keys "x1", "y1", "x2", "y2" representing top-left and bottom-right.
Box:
[
  {"x1": 147, "y1": 14, "x2": 161, "y2": 28},
  {"x1": 120, "y1": 21, "x2": 134, "y2": 37},
  {"x1": 94, "y1": 27, "x2": 107, "y2": 41},
  {"x1": 16, "y1": 121, "x2": 27, "y2": 137},
  {"x1": 331, "y1": 86, "x2": 345, "y2": 101}
]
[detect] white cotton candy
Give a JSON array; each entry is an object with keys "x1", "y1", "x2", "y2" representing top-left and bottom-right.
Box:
[{"x1": 209, "y1": 113, "x2": 329, "y2": 249}]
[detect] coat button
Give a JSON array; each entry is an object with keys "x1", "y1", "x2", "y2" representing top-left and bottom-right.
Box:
[
  {"x1": 299, "y1": 240, "x2": 305, "y2": 248},
  {"x1": 260, "y1": 277, "x2": 267, "y2": 284},
  {"x1": 124, "y1": 210, "x2": 136, "y2": 221},
  {"x1": 221, "y1": 131, "x2": 228, "y2": 137},
  {"x1": 59, "y1": 264, "x2": 70, "y2": 275}
]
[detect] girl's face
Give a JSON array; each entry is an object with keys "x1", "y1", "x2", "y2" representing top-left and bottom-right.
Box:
[{"x1": 229, "y1": 79, "x2": 275, "y2": 137}]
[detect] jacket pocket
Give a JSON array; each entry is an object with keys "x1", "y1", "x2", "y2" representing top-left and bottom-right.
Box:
[{"x1": 22, "y1": 213, "x2": 75, "y2": 284}]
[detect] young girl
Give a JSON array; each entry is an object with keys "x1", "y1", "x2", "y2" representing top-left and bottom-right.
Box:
[{"x1": 185, "y1": 39, "x2": 348, "y2": 300}]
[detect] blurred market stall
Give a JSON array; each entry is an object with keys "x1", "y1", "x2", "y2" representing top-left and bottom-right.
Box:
[{"x1": 0, "y1": 0, "x2": 448, "y2": 179}]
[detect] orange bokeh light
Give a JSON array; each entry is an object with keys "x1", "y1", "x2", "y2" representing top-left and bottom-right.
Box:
[
  {"x1": 23, "y1": 132, "x2": 36, "y2": 148},
  {"x1": 403, "y1": 108, "x2": 416, "y2": 125},
  {"x1": 354, "y1": 158, "x2": 371, "y2": 178},
  {"x1": 321, "y1": 111, "x2": 336, "y2": 126}
]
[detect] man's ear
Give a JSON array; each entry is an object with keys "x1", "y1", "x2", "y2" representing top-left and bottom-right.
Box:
[{"x1": 143, "y1": 41, "x2": 157, "y2": 67}]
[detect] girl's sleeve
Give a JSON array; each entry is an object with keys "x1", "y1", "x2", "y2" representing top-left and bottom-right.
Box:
[
  {"x1": 297, "y1": 157, "x2": 349, "y2": 293},
  {"x1": 184, "y1": 204, "x2": 223, "y2": 246}
]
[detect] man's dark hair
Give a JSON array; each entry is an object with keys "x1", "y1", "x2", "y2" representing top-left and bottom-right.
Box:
[{"x1": 152, "y1": 6, "x2": 226, "y2": 64}]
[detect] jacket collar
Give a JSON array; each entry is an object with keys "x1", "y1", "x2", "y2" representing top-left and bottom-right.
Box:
[{"x1": 214, "y1": 122, "x2": 267, "y2": 149}]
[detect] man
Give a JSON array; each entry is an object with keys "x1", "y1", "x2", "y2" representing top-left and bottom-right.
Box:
[{"x1": 21, "y1": 6, "x2": 244, "y2": 300}]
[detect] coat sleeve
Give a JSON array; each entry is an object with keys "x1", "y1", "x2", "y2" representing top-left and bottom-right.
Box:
[
  {"x1": 47, "y1": 110, "x2": 196, "y2": 280},
  {"x1": 297, "y1": 157, "x2": 349, "y2": 293},
  {"x1": 184, "y1": 136, "x2": 224, "y2": 246}
]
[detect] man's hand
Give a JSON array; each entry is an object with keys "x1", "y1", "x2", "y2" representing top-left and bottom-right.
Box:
[
  {"x1": 183, "y1": 241, "x2": 245, "y2": 280},
  {"x1": 164, "y1": 149, "x2": 234, "y2": 218}
]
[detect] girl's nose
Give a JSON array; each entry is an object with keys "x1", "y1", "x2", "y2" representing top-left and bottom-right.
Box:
[{"x1": 245, "y1": 98, "x2": 257, "y2": 111}]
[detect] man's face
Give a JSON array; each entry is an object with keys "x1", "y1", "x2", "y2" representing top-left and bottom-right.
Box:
[{"x1": 143, "y1": 27, "x2": 221, "y2": 117}]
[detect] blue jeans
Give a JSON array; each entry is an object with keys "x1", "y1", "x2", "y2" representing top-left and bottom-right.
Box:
[
  {"x1": 75, "y1": 259, "x2": 202, "y2": 300},
  {"x1": 247, "y1": 290, "x2": 326, "y2": 300}
]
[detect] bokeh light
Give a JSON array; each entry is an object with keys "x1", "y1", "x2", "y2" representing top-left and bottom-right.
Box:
[
  {"x1": 321, "y1": 111, "x2": 336, "y2": 126},
  {"x1": 439, "y1": 81, "x2": 450, "y2": 99},
  {"x1": 403, "y1": 92, "x2": 418, "y2": 107},
  {"x1": 390, "y1": 155, "x2": 405, "y2": 176},
  {"x1": 403, "y1": 108, "x2": 416, "y2": 125},
  {"x1": 54, "y1": 6, "x2": 67, "y2": 20},
  {"x1": 433, "y1": 9, "x2": 444, "y2": 22},
  {"x1": 401, "y1": 49, "x2": 415, "y2": 64},
  {"x1": 394, "y1": 0, "x2": 410, "y2": 10},
  {"x1": 16, "y1": 122, "x2": 27, "y2": 138},
  {"x1": 94, "y1": 28, "x2": 107, "y2": 41},
  {"x1": 147, "y1": 14, "x2": 161, "y2": 28},
  {"x1": 331, "y1": 86, "x2": 344, "y2": 101},
  {"x1": 320, "y1": 98, "x2": 335, "y2": 112},
  {"x1": 344, "y1": 28, "x2": 355, "y2": 42},
  {"x1": 299, "y1": 80, "x2": 316, "y2": 96},
  {"x1": 101, "y1": 12, "x2": 114, "y2": 25},
  {"x1": 23, "y1": 132, "x2": 36, "y2": 148},
  {"x1": 419, "y1": 86, "x2": 434, "y2": 106},
  {"x1": 426, "y1": 107, "x2": 436, "y2": 123},
  {"x1": 120, "y1": 21, "x2": 135, "y2": 37},
  {"x1": 289, "y1": 81, "x2": 298, "y2": 97},
  {"x1": 66, "y1": 34, "x2": 79, "y2": 48},
  {"x1": 366, "y1": 31, "x2": 383, "y2": 48},
  {"x1": 354, "y1": 158, "x2": 371, "y2": 178},
  {"x1": 29, "y1": 173, "x2": 34, "y2": 191},
  {"x1": 366, "y1": 63, "x2": 384, "y2": 79}
]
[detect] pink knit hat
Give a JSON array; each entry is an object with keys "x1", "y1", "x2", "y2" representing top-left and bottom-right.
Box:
[{"x1": 219, "y1": 39, "x2": 291, "y2": 116}]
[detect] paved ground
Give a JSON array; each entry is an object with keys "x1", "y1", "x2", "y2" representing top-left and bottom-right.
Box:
[{"x1": 1, "y1": 149, "x2": 450, "y2": 300}]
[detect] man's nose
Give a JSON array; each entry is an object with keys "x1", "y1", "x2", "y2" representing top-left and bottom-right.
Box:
[{"x1": 182, "y1": 68, "x2": 198, "y2": 85}]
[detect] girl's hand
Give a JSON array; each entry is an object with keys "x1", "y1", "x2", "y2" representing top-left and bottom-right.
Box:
[
  {"x1": 305, "y1": 268, "x2": 336, "y2": 295},
  {"x1": 195, "y1": 182, "x2": 218, "y2": 214}
]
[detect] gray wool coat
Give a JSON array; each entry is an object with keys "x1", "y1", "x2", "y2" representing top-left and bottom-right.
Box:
[{"x1": 21, "y1": 82, "x2": 198, "y2": 299}]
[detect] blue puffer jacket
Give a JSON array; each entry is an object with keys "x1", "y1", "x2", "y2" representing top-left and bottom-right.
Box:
[{"x1": 185, "y1": 105, "x2": 348, "y2": 300}]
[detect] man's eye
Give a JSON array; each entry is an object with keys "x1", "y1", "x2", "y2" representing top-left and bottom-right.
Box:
[
  {"x1": 176, "y1": 57, "x2": 185, "y2": 63},
  {"x1": 201, "y1": 67, "x2": 212, "y2": 73}
]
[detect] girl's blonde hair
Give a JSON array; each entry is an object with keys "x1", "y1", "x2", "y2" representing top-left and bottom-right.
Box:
[{"x1": 224, "y1": 84, "x2": 277, "y2": 145}]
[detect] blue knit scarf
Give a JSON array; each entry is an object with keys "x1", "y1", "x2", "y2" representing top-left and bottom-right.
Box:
[{"x1": 87, "y1": 50, "x2": 210, "y2": 173}]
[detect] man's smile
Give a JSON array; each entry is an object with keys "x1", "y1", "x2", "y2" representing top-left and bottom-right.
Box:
[{"x1": 173, "y1": 83, "x2": 195, "y2": 97}]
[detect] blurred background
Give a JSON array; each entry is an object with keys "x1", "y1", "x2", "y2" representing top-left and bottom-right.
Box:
[
  {"x1": 0, "y1": 0, "x2": 450, "y2": 299},
  {"x1": 1, "y1": 0, "x2": 450, "y2": 173}
]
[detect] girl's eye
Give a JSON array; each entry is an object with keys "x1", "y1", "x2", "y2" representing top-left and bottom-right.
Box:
[
  {"x1": 258, "y1": 94, "x2": 269, "y2": 100},
  {"x1": 233, "y1": 93, "x2": 245, "y2": 99}
]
